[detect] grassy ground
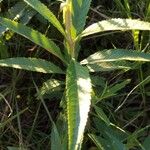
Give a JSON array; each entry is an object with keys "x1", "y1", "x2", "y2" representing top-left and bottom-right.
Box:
[{"x1": 0, "y1": 0, "x2": 150, "y2": 149}]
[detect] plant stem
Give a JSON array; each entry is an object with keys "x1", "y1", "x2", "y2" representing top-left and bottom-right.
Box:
[{"x1": 63, "y1": 1, "x2": 75, "y2": 58}]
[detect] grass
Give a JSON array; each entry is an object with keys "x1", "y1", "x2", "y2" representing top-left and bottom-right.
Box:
[{"x1": 0, "y1": 0, "x2": 150, "y2": 150}]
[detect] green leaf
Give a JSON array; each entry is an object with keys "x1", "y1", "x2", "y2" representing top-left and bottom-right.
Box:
[
  {"x1": 7, "y1": 147, "x2": 27, "y2": 150},
  {"x1": 19, "y1": 7, "x2": 37, "y2": 25},
  {"x1": 107, "y1": 79, "x2": 131, "y2": 94},
  {"x1": 34, "y1": 82, "x2": 63, "y2": 150},
  {"x1": 0, "y1": 38, "x2": 9, "y2": 58},
  {"x1": 94, "y1": 79, "x2": 131, "y2": 103},
  {"x1": 85, "y1": 61, "x2": 135, "y2": 72},
  {"x1": 0, "y1": 57, "x2": 64, "y2": 74},
  {"x1": 91, "y1": 75, "x2": 106, "y2": 87},
  {"x1": 6, "y1": 2, "x2": 28, "y2": 19},
  {"x1": 0, "y1": 1, "x2": 26, "y2": 36},
  {"x1": 0, "y1": 17, "x2": 65, "y2": 62},
  {"x1": 37, "y1": 79, "x2": 64, "y2": 99},
  {"x1": 24, "y1": 0, "x2": 65, "y2": 35},
  {"x1": 80, "y1": 19, "x2": 150, "y2": 37},
  {"x1": 90, "y1": 118, "x2": 127, "y2": 150},
  {"x1": 89, "y1": 134, "x2": 125, "y2": 150},
  {"x1": 0, "y1": 2, "x2": 36, "y2": 36},
  {"x1": 94, "y1": 105, "x2": 110, "y2": 125},
  {"x1": 106, "y1": 132, "x2": 127, "y2": 150},
  {"x1": 71, "y1": 0, "x2": 91, "y2": 35},
  {"x1": 51, "y1": 124, "x2": 62, "y2": 150},
  {"x1": 143, "y1": 136, "x2": 150, "y2": 150},
  {"x1": 88, "y1": 134, "x2": 105, "y2": 150},
  {"x1": 81, "y1": 49, "x2": 150, "y2": 65},
  {"x1": 40, "y1": 79, "x2": 63, "y2": 95},
  {"x1": 66, "y1": 59, "x2": 92, "y2": 150},
  {"x1": 51, "y1": 113, "x2": 68, "y2": 150}
]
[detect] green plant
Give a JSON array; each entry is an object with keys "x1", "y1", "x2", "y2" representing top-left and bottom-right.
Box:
[
  {"x1": 0, "y1": 0, "x2": 150, "y2": 149},
  {"x1": 0, "y1": 1, "x2": 36, "y2": 58}
]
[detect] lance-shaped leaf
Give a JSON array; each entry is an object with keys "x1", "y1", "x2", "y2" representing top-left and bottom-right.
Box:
[
  {"x1": 94, "y1": 105, "x2": 110, "y2": 126},
  {"x1": 39, "y1": 79, "x2": 63, "y2": 96},
  {"x1": 66, "y1": 59, "x2": 92, "y2": 150},
  {"x1": 0, "y1": 1, "x2": 36, "y2": 36},
  {"x1": 80, "y1": 19, "x2": 150, "y2": 37},
  {"x1": 0, "y1": 17, "x2": 65, "y2": 62},
  {"x1": 36, "y1": 79, "x2": 64, "y2": 99},
  {"x1": 24, "y1": 0, "x2": 65, "y2": 35},
  {"x1": 81, "y1": 49, "x2": 150, "y2": 65},
  {"x1": 84, "y1": 61, "x2": 135, "y2": 72},
  {"x1": 0, "y1": 57, "x2": 64, "y2": 74},
  {"x1": 71, "y1": 0, "x2": 91, "y2": 36}
]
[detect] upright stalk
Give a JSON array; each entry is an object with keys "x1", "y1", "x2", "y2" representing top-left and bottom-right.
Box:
[{"x1": 63, "y1": 0, "x2": 76, "y2": 58}]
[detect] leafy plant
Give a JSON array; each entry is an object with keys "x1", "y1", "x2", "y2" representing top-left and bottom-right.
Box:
[
  {"x1": 0, "y1": 0, "x2": 150, "y2": 149},
  {"x1": 0, "y1": 1, "x2": 36, "y2": 59}
]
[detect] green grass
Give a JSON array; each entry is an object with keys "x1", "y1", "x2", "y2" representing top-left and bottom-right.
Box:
[{"x1": 0, "y1": 0, "x2": 150, "y2": 150}]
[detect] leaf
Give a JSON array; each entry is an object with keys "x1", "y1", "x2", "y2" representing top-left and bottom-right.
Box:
[
  {"x1": 94, "y1": 79, "x2": 131, "y2": 103},
  {"x1": 24, "y1": 0, "x2": 65, "y2": 35},
  {"x1": 94, "y1": 105, "x2": 110, "y2": 125},
  {"x1": 6, "y1": 2, "x2": 28, "y2": 19},
  {"x1": 7, "y1": 147, "x2": 27, "y2": 150},
  {"x1": 0, "y1": 2, "x2": 36, "y2": 36},
  {"x1": 85, "y1": 61, "x2": 135, "y2": 72},
  {"x1": 81, "y1": 49, "x2": 150, "y2": 65},
  {"x1": 105, "y1": 132, "x2": 127, "y2": 150},
  {"x1": 0, "y1": 38, "x2": 9, "y2": 58},
  {"x1": 0, "y1": 17, "x2": 65, "y2": 62},
  {"x1": 19, "y1": 7, "x2": 37, "y2": 25},
  {"x1": 143, "y1": 136, "x2": 150, "y2": 150},
  {"x1": 90, "y1": 118, "x2": 127, "y2": 150},
  {"x1": 40, "y1": 79, "x2": 63, "y2": 95},
  {"x1": 107, "y1": 79, "x2": 131, "y2": 94},
  {"x1": 71, "y1": 0, "x2": 91, "y2": 35},
  {"x1": 52, "y1": 113, "x2": 68, "y2": 150},
  {"x1": 0, "y1": 1, "x2": 26, "y2": 36},
  {"x1": 91, "y1": 75, "x2": 106, "y2": 87},
  {"x1": 89, "y1": 134, "x2": 125, "y2": 150},
  {"x1": 34, "y1": 82, "x2": 63, "y2": 150},
  {"x1": 66, "y1": 59, "x2": 92, "y2": 150},
  {"x1": 37, "y1": 79, "x2": 64, "y2": 99},
  {"x1": 88, "y1": 134, "x2": 105, "y2": 150},
  {"x1": 80, "y1": 19, "x2": 150, "y2": 37},
  {"x1": 89, "y1": 134, "x2": 124, "y2": 150},
  {"x1": 51, "y1": 123, "x2": 62, "y2": 150},
  {"x1": 0, "y1": 57, "x2": 64, "y2": 74},
  {"x1": 93, "y1": 118, "x2": 126, "y2": 141}
]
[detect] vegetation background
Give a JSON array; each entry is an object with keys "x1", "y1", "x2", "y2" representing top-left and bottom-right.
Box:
[{"x1": 0, "y1": 0, "x2": 150, "y2": 149}]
